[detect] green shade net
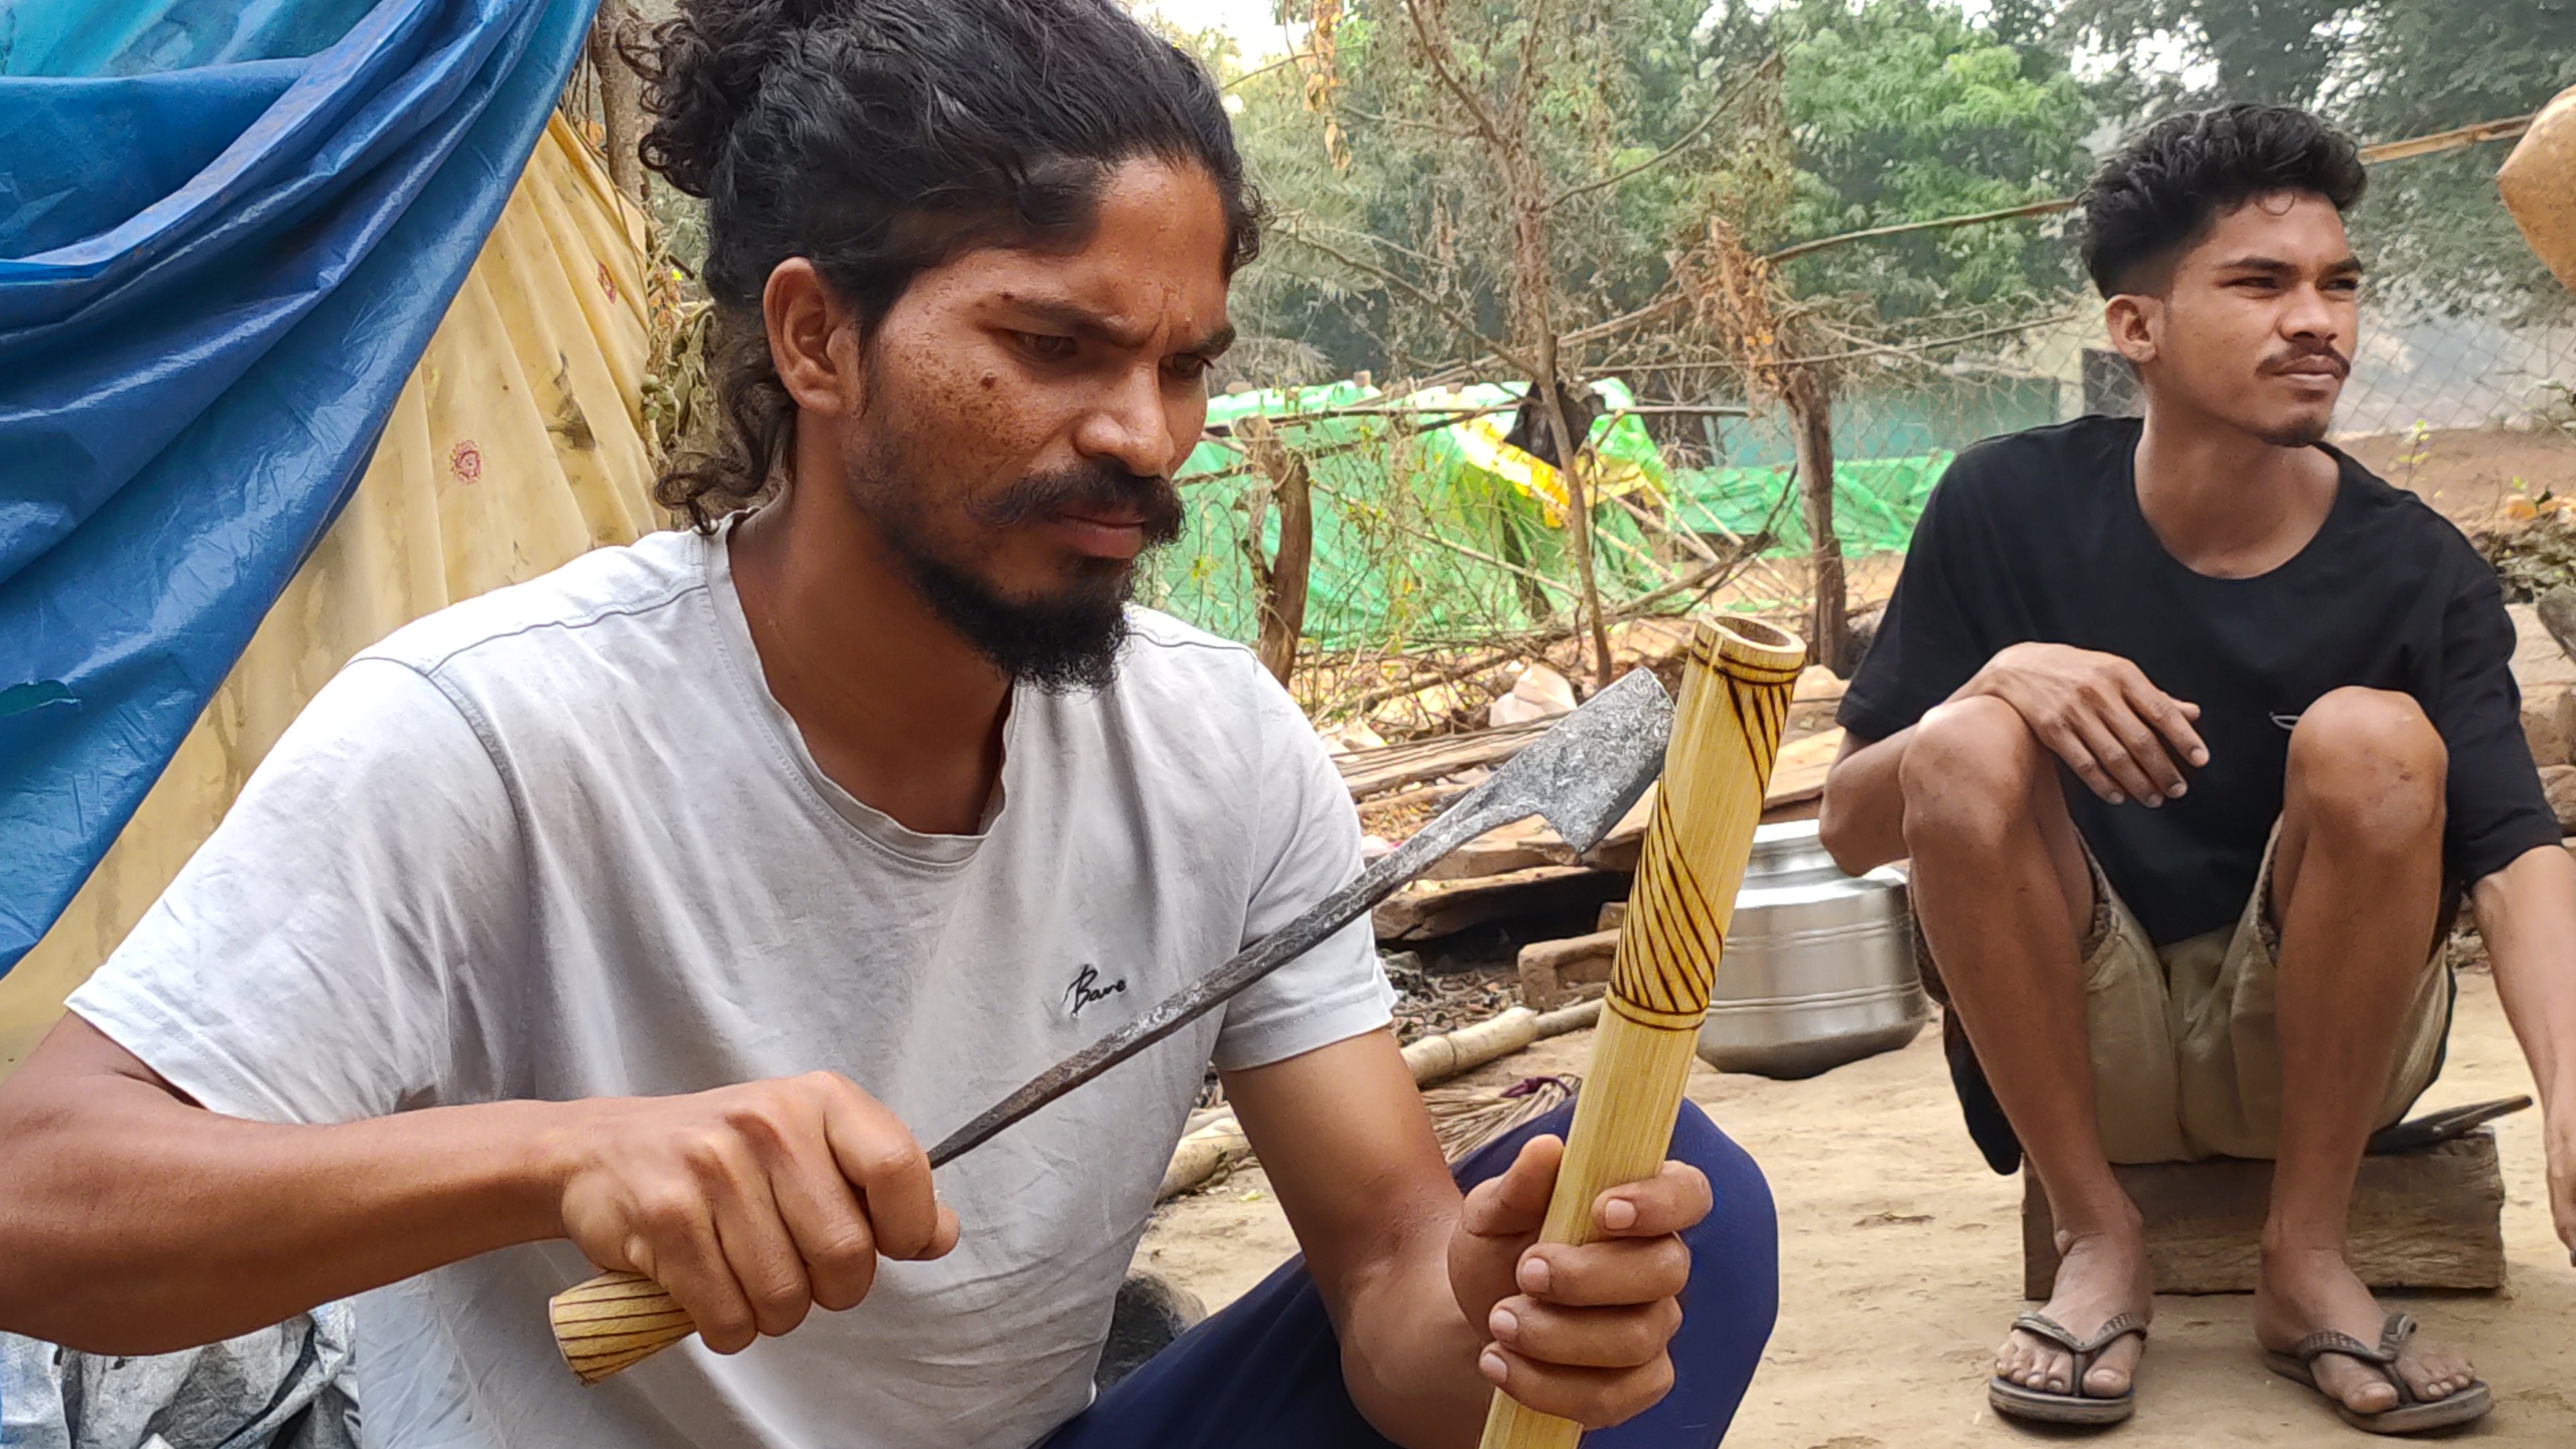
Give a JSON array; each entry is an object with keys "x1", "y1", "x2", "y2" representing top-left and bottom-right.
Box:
[
  {"x1": 1144, "y1": 378, "x2": 1679, "y2": 651},
  {"x1": 1666, "y1": 452, "x2": 1953, "y2": 557}
]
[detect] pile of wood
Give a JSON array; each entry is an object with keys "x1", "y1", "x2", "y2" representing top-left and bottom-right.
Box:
[{"x1": 1338, "y1": 659, "x2": 1851, "y2": 960}]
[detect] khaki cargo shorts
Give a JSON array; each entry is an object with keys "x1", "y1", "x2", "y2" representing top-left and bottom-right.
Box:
[{"x1": 2082, "y1": 828, "x2": 2453, "y2": 1164}]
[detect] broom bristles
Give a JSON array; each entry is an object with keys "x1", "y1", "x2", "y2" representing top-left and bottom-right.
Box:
[{"x1": 1424, "y1": 1075, "x2": 1580, "y2": 1162}]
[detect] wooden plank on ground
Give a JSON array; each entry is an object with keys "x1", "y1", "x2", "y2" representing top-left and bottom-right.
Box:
[
  {"x1": 1334, "y1": 718, "x2": 1552, "y2": 800},
  {"x1": 1518, "y1": 928, "x2": 1620, "y2": 1010},
  {"x1": 2021, "y1": 1132, "x2": 2506, "y2": 1297},
  {"x1": 1374, "y1": 865, "x2": 1631, "y2": 943},
  {"x1": 1576, "y1": 728, "x2": 1844, "y2": 873},
  {"x1": 1422, "y1": 815, "x2": 1563, "y2": 881},
  {"x1": 1763, "y1": 727, "x2": 1843, "y2": 808}
]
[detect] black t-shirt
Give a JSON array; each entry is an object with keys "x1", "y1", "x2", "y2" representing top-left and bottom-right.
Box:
[{"x1": 1840, "y1": 415, "x2": 2558, "y2": 946}]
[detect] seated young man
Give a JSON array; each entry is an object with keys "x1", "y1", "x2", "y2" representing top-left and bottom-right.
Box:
[
  {"x1": 1820, "y1": 105, "x2": 2576, "y2": 1434},
  {"x1": 0, "y1": 3, "x2": 1780, "y2": 1446}
]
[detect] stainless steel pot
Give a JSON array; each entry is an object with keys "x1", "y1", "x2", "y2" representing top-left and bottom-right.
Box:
[{"x1": 1696, "y1": 818, "x2": 1929, "y2": 1080}]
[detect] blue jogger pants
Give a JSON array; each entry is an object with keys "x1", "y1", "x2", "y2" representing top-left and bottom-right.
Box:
[{"x1": 1044, "y1": 1099, "x2": 1778, "y2": 1447}]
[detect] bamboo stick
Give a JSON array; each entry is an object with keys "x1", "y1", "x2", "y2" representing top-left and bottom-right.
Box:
[
  {"x1": 550, "y1": 1272, "x2": 698, "y2": 1385},
  {"x1": 1404, "y1": 1006, "x2": 1542, "y2": 1087},
  {"x1": 1157, "y1": 1114, "x2": 1252, "y2": 1201},
  {"x1": 1477, "y1": 616, "x2": 1802, "y2": 1449}
]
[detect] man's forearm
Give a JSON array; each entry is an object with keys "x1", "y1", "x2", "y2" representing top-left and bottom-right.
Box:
[
  {"x1": 1225, "y1": 1034, "x2": 1497, "y2": 1446},
  {"x1": 1337, "y1": 1213, "x2": 1493, "y2": 1449},
  {"x1": 0, "y1": 1024, "x2": 572, "y2": 1352},
  {"x1": 2473, "y1": 843, "x2": 2576, "y2": 1112}
]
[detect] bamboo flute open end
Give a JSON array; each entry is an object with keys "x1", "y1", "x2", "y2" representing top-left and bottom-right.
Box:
[
  {"x1": 551, "y1": 1270, "x2": 696, "y2": 1385},
  {"x1": 1479, "y1": 617, "x2": 1804, "y2": 1449}
]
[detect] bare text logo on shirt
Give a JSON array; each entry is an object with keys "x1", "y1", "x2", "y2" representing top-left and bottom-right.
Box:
[{"x1": 1063, "y1": 963, "x2": 1127, "y2": 1017}]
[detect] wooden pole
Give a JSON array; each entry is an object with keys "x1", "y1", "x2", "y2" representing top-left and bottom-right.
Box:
[
  {"x1": 1477, "y1": 615, "x2": 1803, "y2": 1449},
  {"x1": 587, "y1": 0, "x2": 648, "y2": 210},
  {"x1": 1238, "y1": 413, "x2": 1315, "y2": 688},
  {"x1": 1532, "y1": 360, "x2": 1615, "y2": 692},
  {"x1": 1782, "y1": 366, "x2": 1847, "y2": 675}
]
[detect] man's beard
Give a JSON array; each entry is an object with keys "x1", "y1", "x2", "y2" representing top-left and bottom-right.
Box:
[
  {"x1": 2253, "y1": 415, "x2": 2334, "y2": 449},
  {"x1": 851, "y1": 442, "x2": 1184, "y2": 693}
]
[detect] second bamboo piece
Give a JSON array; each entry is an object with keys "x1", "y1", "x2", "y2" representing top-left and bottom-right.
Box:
[{"x1": 1477, "y1": 616, "x2": 1804, "y2": 1449}]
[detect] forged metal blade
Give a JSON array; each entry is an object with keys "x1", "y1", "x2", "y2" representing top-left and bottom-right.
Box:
[
  {"x1": 924, "y1": 667, "x2": 1676, "y2": 1167},
  {"x1": 1476, "y1": 666, "x2": 1674, "y2": 854}
]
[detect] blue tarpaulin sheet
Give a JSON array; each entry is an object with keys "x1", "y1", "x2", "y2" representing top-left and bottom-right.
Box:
[{"x1": 0, "y1": 0, "x2": 598, "y2": 973}]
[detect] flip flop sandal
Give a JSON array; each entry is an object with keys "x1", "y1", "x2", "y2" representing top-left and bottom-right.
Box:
[
  {"x1": 1988, "y1": 1310, "x2": 2148, "y2": 1426},
  {"x1": 2262, "y1": 1311, "x2": 2493, "y2": 1435}
]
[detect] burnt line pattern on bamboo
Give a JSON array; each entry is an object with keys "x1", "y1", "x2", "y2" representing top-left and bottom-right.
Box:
[
  {"x1": 1712, "y1": 653, "x2": 1796, "y2": 779},
  {"x1": 1604, "y1": 636, "x2": 1799, "y2": 1033},
  {"x1": 553, "y1": 1272, "x2": 700, "y2": 1383},
  {"x1": 1607, "y1": 819, "x2": 1723, "y2": 1031}
]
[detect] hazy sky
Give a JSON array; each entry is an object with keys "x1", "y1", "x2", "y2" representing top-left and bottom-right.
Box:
[
  {"x1": 1135, "y1": 0, "x2": 1302, "y2": 60},
  {"x1": 1129, "y1": 0, "x2": 2047, "y2": 70},
  {"x1": 1127, "y1": 0, "x2": 2214, "y2": 91}
]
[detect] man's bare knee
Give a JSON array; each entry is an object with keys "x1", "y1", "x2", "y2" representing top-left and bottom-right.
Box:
[
  {"x1": 1900, "y1": 696, "x2": 2049, "y2": 854},
  {"x1": 2287, "y1": 688, "x2": 2446, "y2": 845}
]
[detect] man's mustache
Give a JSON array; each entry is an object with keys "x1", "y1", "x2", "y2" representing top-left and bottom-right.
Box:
[
  {"x1": 969, "y1": 462, "x2": 1185, "y2": 547},
  {"x1": 2260, "y1": 342, "x2": 2351, "y2": 379}
]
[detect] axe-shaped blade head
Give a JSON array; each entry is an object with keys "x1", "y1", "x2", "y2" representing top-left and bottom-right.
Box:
[{"x1": 1479, "y1": 667, "x2": 1674, "y2": 853}]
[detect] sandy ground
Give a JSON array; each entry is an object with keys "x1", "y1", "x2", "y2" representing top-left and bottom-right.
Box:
[
  {"x1": 1137, "y1": 967, "x2": 2576, "y2": 1446},
  {"x1": 2347, "y1": 425, "x2": 2576, "y2": 526}
]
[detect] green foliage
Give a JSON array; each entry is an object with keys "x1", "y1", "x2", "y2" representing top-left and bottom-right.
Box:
[
  {"x1": 1759, "y1": 0, "x2": 2094, "y2": 313},
  {"x1": 2337, "y1": 0, "x2": 2576, "y2": 316},
  {"x1": 1228, "y1": 0, "x2": 2099, "y2": 379},
  {"x1": 1224, "y1": 0, "x2": 2575, "y2": 378},
  {"x1": 2473, "y1": 511, "x2": 2576, "y2": 602},
  {"x1": 1224, "y1": 0, "x2": 1758, "y2": 381},
  {"x1": 2057, "y1": 0, "x2": 2348, "y2": 115},
  {"x1": 2058, "y1": 0, "x2": 2576, "y2": 315}
]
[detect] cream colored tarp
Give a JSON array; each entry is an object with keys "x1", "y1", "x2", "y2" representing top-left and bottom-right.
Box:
[{"x1": 0, "y1": 114, "x2": 662, "y2": 1071}]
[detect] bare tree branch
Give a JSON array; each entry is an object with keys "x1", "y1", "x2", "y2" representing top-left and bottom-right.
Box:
[
  {"x1": 1225, "y1": 50, "x2": 1318, "y2": 93},
  {"x1": 1764, "y1": 197, "x2": 2074, "y2": 266},
  {"x1": 1762, "y1": 111, "x2": 2536, "y2": 267},
  {"x1": 1394, "y1": 0, "x2": 1515, "y2": 157},
  {"x1": 1276, "y1": 228, "x2": 1540, "y2": 377},
  {"x1": 587, "y1": 0, "x2": 648, "y2": 208},
  {"x1": 1334, "y1": 104, "x2": 1478, "y2": 139},
  {"x1": 1773, "y1": 310, "x2": 2083, "y2": 367},
  {"x1": 1546, "y1": 53, "x2": 1781, "y2": 211},
  {"x1": 1403, "y1": 290, "x2": 1688, "y2": 393}
]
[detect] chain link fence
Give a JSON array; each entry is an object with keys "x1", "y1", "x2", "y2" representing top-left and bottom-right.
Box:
[
  {"x1": 604, "y1": 49, "x2": 2575, "y2": 742},
  {"x1": 1137, "y1": 119, "x2": 2576, "y2": 739}
]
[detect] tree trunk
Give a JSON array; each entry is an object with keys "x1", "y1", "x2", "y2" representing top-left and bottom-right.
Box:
[
  {"x1": 589, "y1": 0, "x2": 649, "y2": 209},
  {"x1": 1238, "y1": 417, "x2": 1314, "y2": 688},
  {"x1": 1531, "y1": 349, "x2": 1613, "y2": 691},
  {"x1": 1515, "y1": 190, "x2": 1612, "y2": 690},
  {"x1": 1255, "y1": 455, "x2": 1313, "y2": 688},
  {"x1": 1784, "y1": 364, "x2": 1849, "y2": 674}
]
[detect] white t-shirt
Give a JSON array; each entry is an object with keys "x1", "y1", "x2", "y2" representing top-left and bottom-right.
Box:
[{"x1": 67, "y1": 525, "x2": 1392, "y2": 1449}]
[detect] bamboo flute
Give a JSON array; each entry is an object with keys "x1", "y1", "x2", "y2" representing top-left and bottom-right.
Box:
[{"x1": 1477, "y1": 616, "x2": 1803, "y2": 1449}]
